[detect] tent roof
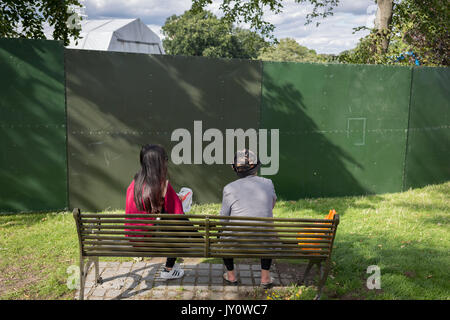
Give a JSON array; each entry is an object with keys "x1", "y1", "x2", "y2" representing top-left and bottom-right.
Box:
[
  {"x1": 45, "y1": 18, "x2": 164, "y2": 54},
  {"x1": 76, "y1": 19, "x2": 136, "y2": 33}
]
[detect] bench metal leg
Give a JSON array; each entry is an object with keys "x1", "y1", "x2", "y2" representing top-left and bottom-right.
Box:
[
  {"x1": 92, "y1": 256, "x2": 103, "y2": 284},
  {"x1": 297, "y1": 260, "x2": 331, "y2": 300},
  {"x1": 78, "y1": 256, "x2": 103, "y2": 300},
  {"x1": 297, "y1": 260, "x2": 320, "y2": 285},
  {"x1": 79, "y1": 256, "x2": 86, "y2": 301},
  {"x1": 298, "y1": 260, "x2": 315, "y2": 285},
  {"x1": 314, "y1": 260, "x2": 331, "y2": 300}
]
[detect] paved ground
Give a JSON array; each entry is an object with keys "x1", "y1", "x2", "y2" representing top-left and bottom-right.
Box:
[{"x1": 75, "y1": 258, "x2": 300, "y2": 300}]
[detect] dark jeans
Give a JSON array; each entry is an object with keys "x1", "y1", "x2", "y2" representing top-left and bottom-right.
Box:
[
  {"x1": 223, "y1": 258, "x2": 272, "y2": 271},
  {"x1": 166, "y1": 258, "x2": 177, "y2": 269}
]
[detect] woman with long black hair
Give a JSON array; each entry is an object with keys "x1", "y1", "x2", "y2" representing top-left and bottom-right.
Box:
[{"x1": 125, "y1": 144, "x2": 185, "y2": 280}]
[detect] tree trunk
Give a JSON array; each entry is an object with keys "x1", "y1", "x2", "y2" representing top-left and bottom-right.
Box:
[{"x1": 375, "y1": 0, "x2": 394, "y2": 53}]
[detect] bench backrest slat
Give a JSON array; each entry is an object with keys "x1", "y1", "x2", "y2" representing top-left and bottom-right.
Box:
[
  {"x1": 74, "y1": 209, "x2": 339, "y2": 261},
  {"x1": 81, "y1": 213, "x2": 330, "y2": 223}
]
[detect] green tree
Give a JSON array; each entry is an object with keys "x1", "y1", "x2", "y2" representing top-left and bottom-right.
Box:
[
  {"x1": 0, "y1": 0, "x2": 84, "y2": 46},
  {"x1": 338, "y1": 32, "x2": 389, "y2": 65},
  {"x1": 191, "y1": 1, "x2": 397, "y2": 58},
  {"x1": 162, "y1": 9, "x2": 268, "y2": 59},
  {"x1": 393, "y1": 0, "x2": 449, "y2": 66},
  {"x1": 233, "y1": 27, "x2": 270, "y2": 59},
  {"x1": 191, "y1": 0, "x2": 340, "y2": 39},
  {"x1": 258, "y1": 38, "x2": 327, "y2": 63},
  {"x1": 339, "y1": 0, "x2": 449, "y2": 66}
]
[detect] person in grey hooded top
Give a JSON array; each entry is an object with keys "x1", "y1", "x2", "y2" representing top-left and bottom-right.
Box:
[{"x1": 220, "y1": 149, "x2": 277, "y2": 288}]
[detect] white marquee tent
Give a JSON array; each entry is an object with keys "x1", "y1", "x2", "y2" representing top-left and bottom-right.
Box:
[{"x1": 47, "y1": 18, "x2": 164, "y2": 54}]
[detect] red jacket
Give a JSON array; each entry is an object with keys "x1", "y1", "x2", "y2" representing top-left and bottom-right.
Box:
[{"x1": 125, "y1": 180, "x2": 184, "y2": 236}]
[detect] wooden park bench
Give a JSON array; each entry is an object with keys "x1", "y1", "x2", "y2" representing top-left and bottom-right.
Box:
[{"x1": 73, "y1": 208, "x2": 339, "y2": 300}]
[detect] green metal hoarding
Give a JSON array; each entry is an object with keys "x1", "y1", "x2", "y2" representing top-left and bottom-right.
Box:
[
  {"x1": 404, "y1": 67, "x2": 450, "y2": 189},
  {"x1": 260, "y1": 62, "x2": 412, "y2": 199},
  {"x1": 0, "y1": 39, "x2": 67, "y2": 212},
  {"x1": 1, "y1": 38, "x2": 449, "y2": 213},
  {"x1": 65, "y1": 49, "x2": 261, "y2": 211}
]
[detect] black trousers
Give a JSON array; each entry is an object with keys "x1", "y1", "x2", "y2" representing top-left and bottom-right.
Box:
[
  {"x1": 166, "y1": 258, "x2": 177, "y2": 268},
  {"x1": 223, "y1": 258, "x2": 272, "y2": 271}
]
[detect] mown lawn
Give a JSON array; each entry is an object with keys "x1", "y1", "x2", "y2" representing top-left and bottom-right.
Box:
[{"x1": 0, "y1": 182, "x2": 449, "y2": 300}]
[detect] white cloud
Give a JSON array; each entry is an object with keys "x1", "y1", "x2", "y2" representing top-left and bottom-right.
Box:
[
  {"x1": 265, "y1": 0, "x2": 373, "y2": 54},
  {"x1": 83, "y1": 0, "x2": 375, "y2": 54},
  {"x1": 85, "y1": 0, "x2": 192, "y2": 24}
]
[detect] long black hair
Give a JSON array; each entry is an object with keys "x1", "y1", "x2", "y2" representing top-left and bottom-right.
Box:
[{"x1": 133, "y1": 144, "x2": 168, "y2": 213}]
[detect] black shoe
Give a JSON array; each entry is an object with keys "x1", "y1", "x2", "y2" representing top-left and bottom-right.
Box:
[
  {"x1": 260, "y1": 278, "x2": 274, "y2": 289},
  {"x1": 223, "y1": 272, "x2": 238, "y2": 285}
]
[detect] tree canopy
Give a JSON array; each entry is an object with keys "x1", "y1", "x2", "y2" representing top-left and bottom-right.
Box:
[
  {"x1": 339, "y1": 0, "x2": 449, "y2": 66},
  {"x1": 162, "y1": 10, "x2": 328, "y2": 63},
  {"x1": 191, "y1": 0, "x2": 448, "y2": 66},
  {"x1": 162, "y1": 9, "x2": 269, "y2": 59},
  {"x1": 0, "y1": 0, "x2": 84, "y2": 46},
  {"x1": 191, "y1": 0, "x2": 339, "y2": 39},
  {"x1": 258, "y1": 38, "x2": 328, "y2": 63}
]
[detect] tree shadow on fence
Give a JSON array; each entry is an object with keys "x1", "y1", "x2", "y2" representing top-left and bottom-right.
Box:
[
  {"x1": 0, "y1": 39, "x2": 67, "y2": 213},
  {"x1": 65, "y1": 51, "x2": 370, "y2": 211},
  {"x1": 261, "y1": 69, "x2": 367, "y2": 199},
  {"x1": 65, "y1": 50, "x2": 261, "y2": 211},
  {"x1": 2, "y1": 41, "x2": 370, "y2": 213}
]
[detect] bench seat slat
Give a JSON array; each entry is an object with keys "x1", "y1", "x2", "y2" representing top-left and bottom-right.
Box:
[
  {"x1": 82, "y1": 225, "x2": 202, "y2": 231},
  {"x1": 209, "y1": 248, "x2": 329, "y2": 254},
  {"x1": 210, "y1": 243, "x2": 330, "y2": 249},
  {"x1": 209, "y1": 238, "x2": 331, "y2": 243},
  {"x1": 84, "y1": 241, "x2": 205, "y2": 248},
  {"x1": 210, "y1": 253, "x2": 328, "y2": 259},
  {"x1": 81, "y1": 230, "x2": 205, "y2": 237},
  {"x1": 82, "y1": 236, "x2": 205, "y2": 243},
  {"x1": 84, "y1": 252, "x2": 202, "y2": 258},
  {"x1": 83, "y1": 252, "x2": 328, "y2": 260},
  {"x1": 83, "y1": 243, "x2": 329, "y2": 250},
  {"x1": 84, "y1": 246, "x2": 205, "y2": 253}
]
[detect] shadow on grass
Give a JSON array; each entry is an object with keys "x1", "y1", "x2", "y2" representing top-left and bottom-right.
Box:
[
  {"x1": 391, "y1": 200, "x2": 450, "y2": 215},
  {"x1": 0, "y1": 212, "x2": 57, "y2": 229},
  {"x1": 200, "y1": 224, "x2": 449, "y2": 299},
  {"x1": 327, "y1": 233, "x2": 449, "y2": 299},
  {"x1": 273, "y1": 194, "x2": 386, "y2": 218}
]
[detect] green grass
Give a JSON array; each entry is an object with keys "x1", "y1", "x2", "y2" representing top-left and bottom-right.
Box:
[{"x1": 1, "y1": 182, "x2": 449, "y2": 300}]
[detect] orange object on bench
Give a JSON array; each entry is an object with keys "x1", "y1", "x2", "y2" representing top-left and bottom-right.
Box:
[
  {"x1": 297, "y1": 210, "x2": 336, "y2": 254},
  {"x1": 325, "y1": 209, "x2": 336, "y2": 220}
]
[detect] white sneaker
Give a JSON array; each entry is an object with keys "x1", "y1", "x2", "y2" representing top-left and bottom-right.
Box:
[{"x1": 160, "y1": 267, "x2": 184, "y2": 280}]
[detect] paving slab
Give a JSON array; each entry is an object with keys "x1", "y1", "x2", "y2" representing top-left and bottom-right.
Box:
[{"x1": 75, "y1": 258, "x2": 306, "y2": 300}]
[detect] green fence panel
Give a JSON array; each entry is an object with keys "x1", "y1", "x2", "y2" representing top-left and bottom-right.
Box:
[
  {"x1": 66, "y1": 49, "x2": 261, "y2": 211},
  {"x1": 261, "y1": 62, "x2": 412, "y2": 199},
  {"x1": 0, "y1": 39, "x2": 67, "y2": 212},
  {"x1": 2, "y1": 38, "x2": 448, "y2": 213},
  {"x1": 404, "y1": 67, "x2": 450, "y2": 189}
]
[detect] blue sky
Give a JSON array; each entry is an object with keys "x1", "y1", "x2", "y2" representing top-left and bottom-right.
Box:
[{"x1": 81, "y1": 0, "x2": 376, "y2": 54}]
